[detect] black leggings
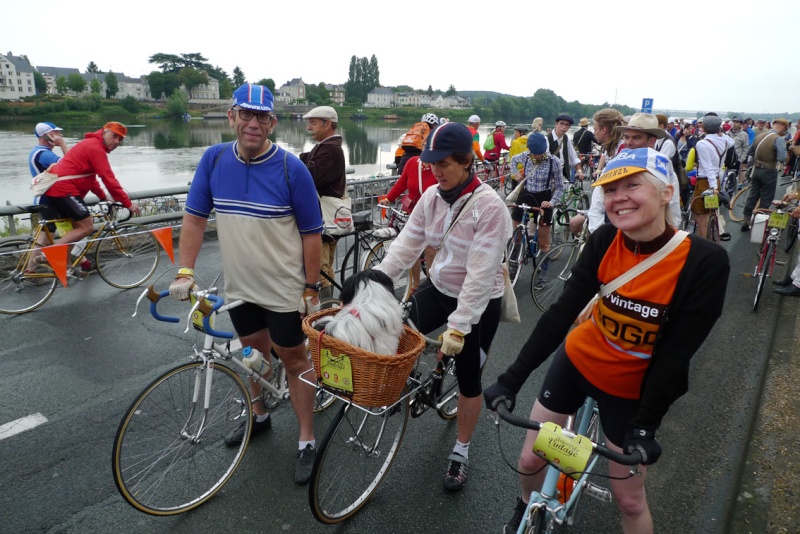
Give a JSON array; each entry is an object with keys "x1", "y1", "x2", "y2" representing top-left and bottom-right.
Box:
[{"x1": 407, "y1": 280, "x2": 501, "y2": 398}]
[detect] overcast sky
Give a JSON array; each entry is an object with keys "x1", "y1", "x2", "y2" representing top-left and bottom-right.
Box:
[{"x1": 5, "y1": 0, "x2": 798, "y2": 115}]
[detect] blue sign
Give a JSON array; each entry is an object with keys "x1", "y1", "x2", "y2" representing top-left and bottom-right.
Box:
[{"x1": 641, "y1": 98, "x2": 654, "y2": 114}]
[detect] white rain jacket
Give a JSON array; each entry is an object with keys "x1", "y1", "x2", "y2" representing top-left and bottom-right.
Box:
[{"x1": 376, "y1": 182, "x2": 512, "y2": 334}]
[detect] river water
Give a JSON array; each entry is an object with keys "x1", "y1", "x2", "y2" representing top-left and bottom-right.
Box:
[{"x1": 0, "y1": 118, "x2": 517, "y2": 206}]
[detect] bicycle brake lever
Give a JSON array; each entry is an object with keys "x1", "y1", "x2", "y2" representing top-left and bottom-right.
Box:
[
  {"x1": 132, "y1": 286, "x2": 151, "y2": 317},
  {"x1": 184, "y1": 298, "x2": 202, "y2": 333}
]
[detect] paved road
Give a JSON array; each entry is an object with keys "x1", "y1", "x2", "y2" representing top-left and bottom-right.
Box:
[{"x1": 0, "y1": 221, "x2": 785, "y2": 533}]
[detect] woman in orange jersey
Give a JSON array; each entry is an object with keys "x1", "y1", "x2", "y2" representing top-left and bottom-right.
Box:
[{"x1": 485, "y1": 147, "x2": 729, "y2": 534}]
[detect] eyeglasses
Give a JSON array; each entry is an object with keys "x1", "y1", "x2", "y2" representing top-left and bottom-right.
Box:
[{"x1": 234, "y1": 108, "x2": 274, "y2": 124}]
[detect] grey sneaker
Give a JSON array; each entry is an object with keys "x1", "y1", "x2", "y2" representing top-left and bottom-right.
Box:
[
  {"x1": 294, "y1": 444, "x2": 316, "y2": 485},
  {"x1": 443, "y1": 452, "x2": 468, "y2": 492}
]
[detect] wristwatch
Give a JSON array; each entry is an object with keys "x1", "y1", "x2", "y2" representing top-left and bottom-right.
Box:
[{"x1": 305, "y1": 282, "x2": 321, "y2": 292}]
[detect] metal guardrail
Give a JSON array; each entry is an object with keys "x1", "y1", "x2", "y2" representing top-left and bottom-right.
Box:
[{"x1": 1, "y1": 186, "x2": 193, "y2": 236}]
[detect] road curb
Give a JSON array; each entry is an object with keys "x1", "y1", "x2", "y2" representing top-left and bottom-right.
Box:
[{"x1": 725, "y1": 256, "x2": 800, "y2": 533}]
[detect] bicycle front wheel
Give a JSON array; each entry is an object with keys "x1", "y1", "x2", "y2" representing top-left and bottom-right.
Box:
[
  {"x1": 112, "y1": 362, "x2": 252, "y2": 515},
  {"x1": 436, "y1": 360, "x2": 459, "y2": 420},
  {"x1": 531, "y1": 243, "x2": 580, "y2": 313},
  {"x1": 0, "y1": 239, "x2": 57, "y2": 315},
  {"x1": 309, "y1": 398, "x2": 410, "y2": 524},
  {"x1": 96, "y1": 223, "x2": 160, "y2": 289},
  {"x1": 524, "y1": 504, "x2": 550, "y2": 534},
  {"x1": 753, "y1": 241, "x2": 775, "y2": 311},
  {"x1": 507, "y1": 227, "x2": 526, "y2": 288},
  {"x1": 784, "y1": 217, "x2": 799, "y2": 253}
]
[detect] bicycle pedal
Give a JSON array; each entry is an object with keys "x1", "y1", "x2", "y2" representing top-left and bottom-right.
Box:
[{"x1": 583, "y1": 482, "x2": 612, "y2": 503}]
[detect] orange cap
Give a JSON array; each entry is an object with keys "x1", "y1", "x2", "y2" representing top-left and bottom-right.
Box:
[{"x1": 103, "y1": 121, "x2": 127, "y2": 138}]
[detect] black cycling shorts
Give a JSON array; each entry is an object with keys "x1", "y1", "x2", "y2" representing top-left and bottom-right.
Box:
[
  {"x1": 512, "y1": 189, "x2": 553, "y2": 226},
  {"x1": 407, "y1": 279, "x2": 501, "y2": 398},
  {"x1": 40, "y1": 195, "x2": 91, "y2": 222},
  {"x1": 228, "y1": 302, "x2": 304, "y2": 348},
  {"x1": 537, "y1": 345, "x2": 640, "y2": 447}
]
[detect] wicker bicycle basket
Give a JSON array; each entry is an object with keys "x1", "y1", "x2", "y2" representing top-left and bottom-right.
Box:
[
  {"x1": 792, "y1": 146, "x2": 800, "y2": 156},
  {"x1": 302, "y1": 308, "x2": 426, "y2": 407}
]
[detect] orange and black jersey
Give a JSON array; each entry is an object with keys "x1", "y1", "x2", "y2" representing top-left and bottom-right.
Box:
[{"x1": 497, "y1": 224, "x2": 729, "y2": 432}]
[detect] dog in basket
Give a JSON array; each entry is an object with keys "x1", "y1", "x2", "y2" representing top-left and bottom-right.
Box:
[{"x1": 314, "y1": 270, "x2": 405, "y2": 356}]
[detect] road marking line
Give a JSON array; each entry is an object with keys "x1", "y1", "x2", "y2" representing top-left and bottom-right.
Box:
[{"x1": 0, "y1": 413, "x2": 48, "y2": 441}]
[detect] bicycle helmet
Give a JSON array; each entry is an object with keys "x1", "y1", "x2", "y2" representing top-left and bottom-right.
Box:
[
  {"x1": 495, "y1": 121, "x2": 507, "y2": 127},
  {"x1": 421, "y1": 113, "x2": 439, "y2": 127},
  {"x1": 468, "y1": 114, "x2": 481, "y2": 124}
]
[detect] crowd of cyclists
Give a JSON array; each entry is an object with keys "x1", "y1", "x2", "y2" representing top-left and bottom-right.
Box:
[{"x1": 24, "y1": 85, "x2": 794, "y2": 532}]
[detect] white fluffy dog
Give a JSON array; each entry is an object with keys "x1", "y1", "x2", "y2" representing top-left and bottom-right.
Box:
[{"x1": 318, "y1": 270, "x2": 405, "y2": 355}]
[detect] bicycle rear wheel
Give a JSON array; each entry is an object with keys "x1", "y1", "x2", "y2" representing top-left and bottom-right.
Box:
[
  {"x1": 708, "y1": 212, "x2": 720, "y2": 243},
  {"x1": 309, "y1": 398, "x2": 410, "y2": 524},
  {"x1": 506, "y1": 227, "x2": 526, "y2": 288},
  {"x1": 96, "y1": 223, "x2": 160, "y2": 289},
  {"x1": 531, "y1": 243, "x2": 580, "y2": 313},
  {"x1": 112, "y1": 362, "x2": 252, "y2": 515},
  {"x1": 0, "y1": 239, "x2": 57, "y2": 315},
  {"x1": 363, "y1": 239, "x2": 415, "y2": 301}
]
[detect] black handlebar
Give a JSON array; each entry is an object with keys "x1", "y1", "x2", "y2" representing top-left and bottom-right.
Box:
[{"x1": 495, "y1": 403, "x2": 643, "y2": 466}]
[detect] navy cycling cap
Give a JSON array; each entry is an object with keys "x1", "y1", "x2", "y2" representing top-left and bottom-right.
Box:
[{"x1": 421, "y1": 122, "x2": 473, "y2": 163}]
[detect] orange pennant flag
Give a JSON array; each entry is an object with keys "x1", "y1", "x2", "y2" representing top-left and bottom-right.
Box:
[
  {"x1": 41, "y1": 244, "x2": 70, "y2": 286},
  {"x1": 151, "y1": 227, "x2": 175, "y2": 263}
]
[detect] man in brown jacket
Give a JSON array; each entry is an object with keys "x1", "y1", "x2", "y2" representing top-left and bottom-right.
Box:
[
  {"x1": 300, "y1": 106, "x2": 346, "y2": 295},
  {"x1": 742, "y1": 118, "x2": 789, "y2": 230}
]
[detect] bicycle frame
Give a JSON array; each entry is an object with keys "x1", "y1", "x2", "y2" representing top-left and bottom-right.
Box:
[
  {"x1": 136, "y1": 288, "x2": 291, "y2": 439},
  {"x1": 19, "y1": 203, "x2": 123, "y2": 279},
  {"x1": 518, "y1": 397, "x2": 605, "y2": 532}
]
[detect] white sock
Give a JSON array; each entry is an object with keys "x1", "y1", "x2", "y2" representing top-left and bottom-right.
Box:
[
  {"x1": 453, "y1": 440, "x2": 470, "y2": 459},
  {"x1": 255, "y1": 413, "x2": 270, "y2": 423},
  {"x1": 299, "y1": 439, "x2": 316, "y2": 450}
]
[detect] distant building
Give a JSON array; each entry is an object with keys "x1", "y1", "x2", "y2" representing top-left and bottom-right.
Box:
[
  {"x1": 275, "y1": 78, "x2": 306, "y2": 104},
  {"x1": 396, "y1": 92, "x2": 422, "y2": 107},
  {"x1": 366, "y1": 87, "x2": 395, "y2": 108},
  {"x1": 37, "y1": 66, "x2": 80, "y2": 95},
  {"x1": 325, "y1": 83, "x2": 345, "y2": 106},
  {"x1": 431, "y1": 95, "x2": 471, "y2": 109},
  {"x1": 0, "y1": 52, "x2": 37, "y2": 100}
]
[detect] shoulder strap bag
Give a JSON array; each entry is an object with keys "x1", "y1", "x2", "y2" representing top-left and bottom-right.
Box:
[{"x1": 576, "y1": 230, "x2": 689, "y2": 324}]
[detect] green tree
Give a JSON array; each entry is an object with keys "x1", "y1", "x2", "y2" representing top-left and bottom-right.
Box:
[
  {"x1": 345, "y1": 55, "x2": 380, "y2": 104},
  {"x1": 178, "y1": 67, "x2": 208, "y2": 99},
  {"x1": 306, "y1": 82, "x2": 331, "y2": 105},
  {"x1": 218, "y1": 77, "x2": 233, "y2": 99},
  {"x1": 90, "y1": 79, "x2": 102, "y2": 94},
  {"x1": 34, "y1": 72, "x2": 47, "y2": 95},
  {"x1": 55, "y1": 76, "x2": 68, "y2": 95},
  {"x1": 427, "y1": 85, "x2": 433, "y2": 97},
  {"x1": 66, "y1": 73, "x2": 87, "y2": 93},
  {"x1": 445, "y1": 84, "x2": 457, "y2": 97},
  {"x1": 232, "y1": 66, "x2": 246, "y2": 87},
  {"x1": 87, "y1": 61, "x2": 100, "y2": 74},
  {"x1": 121, "y1": 95, "x2": 140, "y2": 113},
  {"x1": 256, "y1": 78, "x2": 276, "y2": 93},
  {"x1": 105, "y1": 71, "x2": 119, "y2": 98},
  {"x1": 165, "y1": 90, "x2": 189, "y2": 118}
]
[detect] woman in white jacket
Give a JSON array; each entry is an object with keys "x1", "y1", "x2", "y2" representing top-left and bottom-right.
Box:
[{"x1": 376, "y1": 122, "x2": 512, "y2": 493}]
